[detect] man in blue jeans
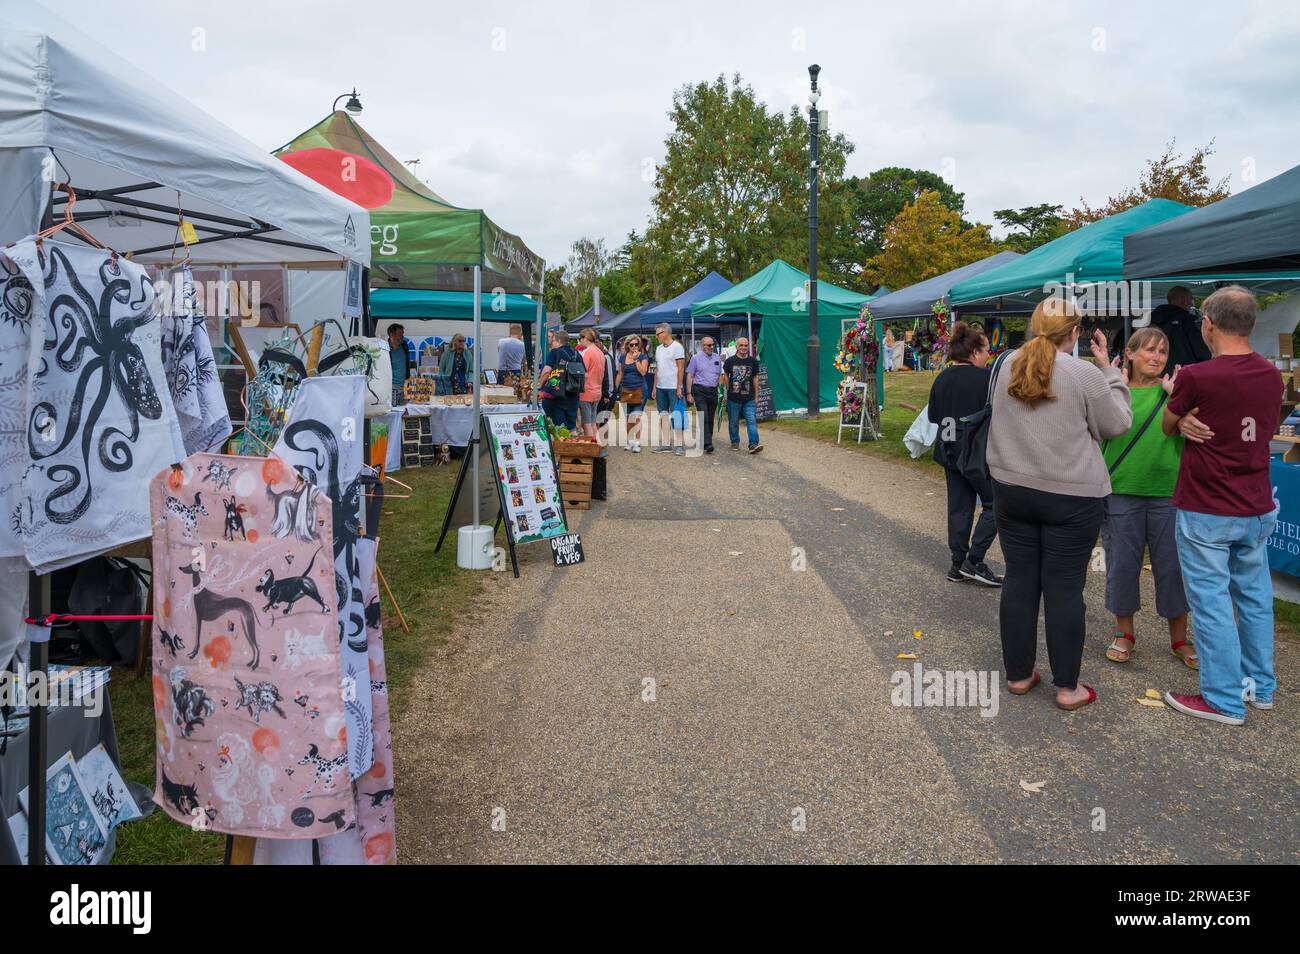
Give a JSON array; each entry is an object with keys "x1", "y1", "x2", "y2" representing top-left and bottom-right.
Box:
[
  {"x1": 1161, "y1": 286, "x2": 1283, "y2": 725},
  {"x1": 723, "y1": 337, "x2": 763, "y2": 454}
]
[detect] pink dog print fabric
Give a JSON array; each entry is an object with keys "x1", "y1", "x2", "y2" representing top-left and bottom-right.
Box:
[{"x1": 150, "y1": 452, "x2": 353, "y2": 839}]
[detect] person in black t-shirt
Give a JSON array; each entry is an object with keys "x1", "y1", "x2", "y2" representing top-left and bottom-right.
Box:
[
  {"x1": 928, "y1": 322, "x2": 1001, "y2": 586},
  {"x1": 1150, "y1": 286, "x2": 1211, "y2": 376},
  {"x1": 722, "y1": 337, "x2": 762, "y2": 453}
]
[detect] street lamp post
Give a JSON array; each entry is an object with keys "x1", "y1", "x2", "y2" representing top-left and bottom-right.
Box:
[
  {"x1": 332, "y1": 89, "x2": 364, "y2": 115},
  {"x1": 806, "y1": 64, "x2": 822, "y2": 418}
]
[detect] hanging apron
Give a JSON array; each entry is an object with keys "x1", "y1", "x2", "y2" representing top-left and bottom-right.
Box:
[
  {"x1": 271, "y1": 375, "x2": 374, "y2": 780},
  {"x1": 150, "y1": 452, "x2": 354, "y2": 839}
]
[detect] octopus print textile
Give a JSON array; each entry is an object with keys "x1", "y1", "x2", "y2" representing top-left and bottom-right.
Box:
[
  {"x1": 0, "y1": 238, "x2": 185, "y2": 572},
  {"x1": 150, "y1": 452, "x2": 353, "y2": 839},
  {"x1": 272, "y1": 376, "x2": 373, "y2": 780},
  {"x1": 159, "y1": 265, "x2": 231, "y2": 454}
]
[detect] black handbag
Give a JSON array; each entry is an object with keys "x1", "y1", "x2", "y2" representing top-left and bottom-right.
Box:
[{"x1": 954, "y1": 350, "x2": 1010, "y2": 486}]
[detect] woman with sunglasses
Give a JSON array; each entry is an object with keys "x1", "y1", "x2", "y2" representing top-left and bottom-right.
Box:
[{"x1": 614, "y1": 336, "x2": 650, "y2": 452}]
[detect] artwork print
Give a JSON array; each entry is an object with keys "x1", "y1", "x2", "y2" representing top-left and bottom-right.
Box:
[
  {"x1": 0, "y1": 239, "x2": 186, "y2": 572},
  {"x1": 158, "y1": 264, "x2": 232, "y2": 454},
  {"x1": 19, "y1": 752, "x2": 106, "y2": 866},
  {"x1": 77, "y1": 743, "x2": 142, "y2": 832},
  {"x1": 150, "y1": 452, "x2": 354, "y2": 839}
]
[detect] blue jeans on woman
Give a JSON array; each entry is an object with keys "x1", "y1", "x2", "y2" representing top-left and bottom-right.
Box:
[
  {"x1": 542, "y1": 396, "x2": 578, "y2": 431},
  {"x1": 1174, "y1": 507, "x2": 1278, "y2": 717},
  {"x1": 726, "y1": 399, "x2": 759, "y2": 448}
]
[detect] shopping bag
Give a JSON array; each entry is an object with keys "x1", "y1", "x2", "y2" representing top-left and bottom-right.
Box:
[
  {"x1": 670, "y1": 396, "x2": 688, "y2": 430},
  {"x1": 902, "y1": 404, "x2": 939, "y2": 459}
]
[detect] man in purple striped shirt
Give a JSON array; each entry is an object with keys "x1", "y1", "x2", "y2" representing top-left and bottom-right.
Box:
[{"x1": 686, "y1": 337, "x2": 724, "y2": 454}]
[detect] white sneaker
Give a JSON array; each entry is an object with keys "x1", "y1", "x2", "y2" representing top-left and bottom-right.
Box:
[{"x1": 631, "y1": 442, "x2": 641, "y2": 453}]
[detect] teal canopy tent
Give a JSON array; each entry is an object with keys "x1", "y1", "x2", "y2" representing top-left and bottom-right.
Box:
[
  {"x1": 369, "y1": 287, "x2": 543, "y2": 323},
  {"x1": 950, "y1": 200, "x2": 1194, "y2": 310},
  {"x1": 692, "y1": 259, "x2": 875, "y2": 412}
]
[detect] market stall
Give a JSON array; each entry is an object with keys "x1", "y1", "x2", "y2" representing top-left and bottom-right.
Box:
[
  {"x1": 275, "y1": 108, "x2": 547, "y2": 569},
  {"x1": 691, "y1": 259, "x2": 877, "y2": 413},
  {"x1": 640, "y1": 270, "x2": 734, "y2": 347},
  {"x1": 0, "y1": 4, "x2": 394, "y2": 866}
]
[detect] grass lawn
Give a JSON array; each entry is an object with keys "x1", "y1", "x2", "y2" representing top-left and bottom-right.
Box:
[
  {"x1": 108, "y1": 462, "x2": 482, "y2": 864},
  {"x1": 764, "y1": 370, "x2": 942, "y2": 474}
]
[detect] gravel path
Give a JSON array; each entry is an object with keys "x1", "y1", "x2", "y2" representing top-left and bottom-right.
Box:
[{"x1": 394, "y1": 428, "x2": 1300, "y2": 863}]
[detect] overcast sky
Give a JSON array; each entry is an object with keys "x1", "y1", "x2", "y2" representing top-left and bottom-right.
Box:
[{"x1": 43, "y1": 0, "x2": 1300, "y2": 267}]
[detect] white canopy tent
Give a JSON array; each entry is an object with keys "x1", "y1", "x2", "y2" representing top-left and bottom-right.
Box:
[
  {"x1": 0, "y1": 3, "x2": 370, "y2": 266},
  {"x1": 0, "y1": 3, "x2": 375, "y2": 869}
]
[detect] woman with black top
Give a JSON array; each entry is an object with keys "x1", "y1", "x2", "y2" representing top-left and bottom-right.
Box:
[{"x1": 928, "y1": 322, "x2": 1002, "y2": 587}]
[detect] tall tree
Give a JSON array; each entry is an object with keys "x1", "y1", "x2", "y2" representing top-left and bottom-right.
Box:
[
  {"x1": 559, "y1": 237, "x2": 612, "y2": 319},
  {"x1": 864, "y1": 190, "x2": 999, "y2": 291},
  {"x1": 1068, "y1": 139, "x2": 1231, "y2": 226},
  {"x1": 846, "y1": 167, "x2": 967, "y2": 264},
  {"x1": 542, "y1": 265, "x2": 567, "y2": 320},
  {"x1": 995, "y1": 203, "x2": 1066, "y2": 253},
  {"x1": 644, "y1": 73, "x2": 857, "y2": 296}
]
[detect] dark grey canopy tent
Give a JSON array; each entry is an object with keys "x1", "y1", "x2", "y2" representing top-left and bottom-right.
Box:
[
  {"x1": 1124, "y1": 162, "x2": 1300, "y2": 279},
  {"x1": 867, "y1": 251, "x2": 1022, "y2": 320}
]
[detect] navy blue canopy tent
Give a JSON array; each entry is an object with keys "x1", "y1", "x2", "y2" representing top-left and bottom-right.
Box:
[
  {"x1": 598, "y1": 301, "x2": 660, "y2": 338},
  {"x1": 867, "y1": 251, "x2": 1023, "y2": 321},
  {"x1": 640, "y1": 270, "x2": 734, "y2": 328}
]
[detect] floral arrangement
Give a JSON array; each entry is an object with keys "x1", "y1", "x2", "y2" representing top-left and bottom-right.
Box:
[
  {"x1": 838, "y1": 380, "x2": 864, "y2": 422},
  {"x1": 930, "y1": 299, "x2": 950, "y2": 355},
  {"x1": 835, "y1": 310, "x2": 880, "y2": 377}
]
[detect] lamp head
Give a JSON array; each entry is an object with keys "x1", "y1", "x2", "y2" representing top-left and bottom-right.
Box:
[
  {"x1": 808, "y1": 64, "x2": 821, "y2": 88},
  {"x1": 344, "y1": 89, "x2": 363, "y2": 115}
]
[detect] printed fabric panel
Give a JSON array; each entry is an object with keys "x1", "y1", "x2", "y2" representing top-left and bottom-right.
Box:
[
  {"x1": 150, "y1": 452, "x2": 353, "y2": 839},
  {"x1": 159, "y1": 265, "x2": 231, "y2": 454},
  {"x1": 271, "y1": 375, "x2": 374, "y2": 779},
  {"x1": 1, "y1": 239, "x2": 185, "y2": 572}
]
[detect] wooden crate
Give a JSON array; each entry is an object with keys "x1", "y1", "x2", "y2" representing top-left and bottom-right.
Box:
[
  {"x1": 558, "y1": 457, "x2": 594, "y2": 473},
  {"x1": 563, "y1": 487, "x2": 592, "y2": 503},
  {"x1": 554, "y1": 439, "x2": 602, "y2": 459},
  {"x1": 565, "y1": 500, "x2": 591, "y2": 511}
]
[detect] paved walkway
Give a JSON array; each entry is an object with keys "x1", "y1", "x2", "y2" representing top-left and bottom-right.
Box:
[{"x1": 395, "y1": 429, "x2": 1299, "y2": 863}]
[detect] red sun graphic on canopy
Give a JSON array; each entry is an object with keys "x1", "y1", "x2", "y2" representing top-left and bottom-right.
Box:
[{"x1": 279, "y1": 147, "x2": 395, "y2": 209}]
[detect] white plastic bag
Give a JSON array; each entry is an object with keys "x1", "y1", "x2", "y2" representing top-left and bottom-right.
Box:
[{"x1": 902, "y1": 404, "x2": 938, "y2": 459}]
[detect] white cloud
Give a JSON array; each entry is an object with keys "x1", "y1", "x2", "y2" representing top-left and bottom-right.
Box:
[{"x1": 42, "y1": 0, "x2": 1300, "y2": 268}]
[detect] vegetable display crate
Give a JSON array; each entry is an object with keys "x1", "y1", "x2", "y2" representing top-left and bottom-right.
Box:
[{"x1": 554, "y1": 438, "x2": 601, "y2": 511}]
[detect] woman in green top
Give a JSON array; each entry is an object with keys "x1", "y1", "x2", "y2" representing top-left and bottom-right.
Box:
[{"x1": 1100, "y1": 327, "x2": 1195, "y2": 668}]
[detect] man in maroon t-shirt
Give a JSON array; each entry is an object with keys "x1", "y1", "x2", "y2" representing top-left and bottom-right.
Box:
[{"x1": 1160, "y1": 286, "x2": 1282, "y2": 726}]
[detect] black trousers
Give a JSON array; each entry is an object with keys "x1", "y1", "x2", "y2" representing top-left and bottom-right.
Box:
[
  {"x1": 692, "y1": 385, "x2": 719, "y2": 449},
  {"x1": 992, "y1": 479, "x2": 1103, "y2": 689},
  {"x1": 943, "y1": 466, "x2": 997, "y2": 566}
]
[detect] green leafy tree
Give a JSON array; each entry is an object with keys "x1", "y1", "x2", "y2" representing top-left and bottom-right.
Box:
[
  {"x1": 644, "y1": 73, "x2": 857, "y2": 295},
  {"x1": 995, "y1": 203, "x2": 1066, "y2": 253},
  {"x1": 559, "y1": 237, "x2": 612, "y2": 320},
  {"x1": 542, "y1": 265, "x2": 567, "y2": 319},
  {"x1": 864, "y1": 190, "x2": 999, "y2": 290},
  {"x1": 846, "y1": 167, "x2": 967, "y2": 264},
  {"x1": 1068, "y1": 139, "x2": 1231, "y2": 226}
]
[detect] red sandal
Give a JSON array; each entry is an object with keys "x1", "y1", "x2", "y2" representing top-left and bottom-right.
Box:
[
  {"x1": 1056, "y1": 684, "x2": 1097, "y2": 711},
  {"x1": 1106, "y1": 632, "x2": 1135, "y2": 663},
  {"x1": 1008, "y1": 671, "x2": 1041, "y2": 695},
  {"x1": 1170, "y1": 640, "x2": 1198, "y2": 669}
]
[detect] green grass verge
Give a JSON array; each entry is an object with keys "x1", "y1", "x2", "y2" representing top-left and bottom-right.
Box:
[
  {"x1": 109, "y1": 462, "x2": 481, "y2": 864},
  {"x1": 764, "y1": 371, "x2": 942, "y2": 473}
]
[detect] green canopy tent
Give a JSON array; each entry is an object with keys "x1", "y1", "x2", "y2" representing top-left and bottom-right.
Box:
[
  {"x1": 275, "y1": 110, "x2": 546, "y2": 565},
  {"x1": 692, "y1": 259, "x2": 875, "y2": 412},
  {"x1": 275, "y1": 111, "x2": 543, "y2": 295},
  {"x1": 949, "y1": 199, "x2": 1194, "y2": 312}
]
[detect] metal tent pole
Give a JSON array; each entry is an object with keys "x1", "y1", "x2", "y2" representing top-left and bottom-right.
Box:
[
  {"x1": 472, "y1": 265, "x2": 481, "y2": 528},
  {"x1": 535, "y1": 265, "x2": 545, "y2": 408}
]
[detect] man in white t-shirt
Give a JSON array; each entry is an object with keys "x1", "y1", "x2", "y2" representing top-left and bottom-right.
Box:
[{"x1": 650, "y1": 323, "x2": 686, "y2": 454}]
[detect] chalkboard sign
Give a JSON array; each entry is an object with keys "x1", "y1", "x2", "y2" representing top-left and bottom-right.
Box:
[
  {"x1": 549, "y1": 532, "x2": 585, "y2": 566},
  {"x1": 754, "y1": 363, "x2": 776, "y2": 421}
]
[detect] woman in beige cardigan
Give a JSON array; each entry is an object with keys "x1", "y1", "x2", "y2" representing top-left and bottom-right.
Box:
[{"x1": 987, "y1": 299, "x2": 1131, "y2": 710}]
